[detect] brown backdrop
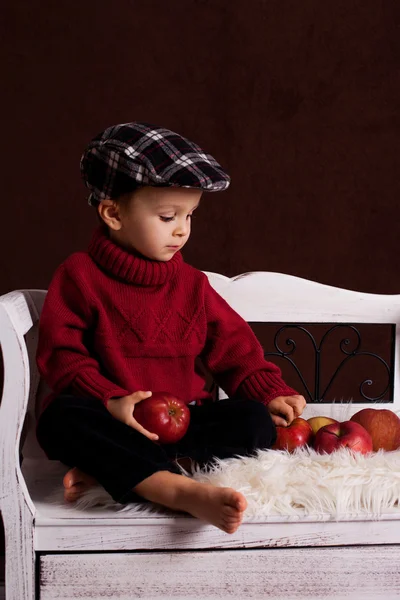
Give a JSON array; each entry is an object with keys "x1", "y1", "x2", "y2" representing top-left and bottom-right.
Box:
[
  {"x1": 2, "y1": 0, "x2": 400, "y2": 568},
  {"x1": 2, "y1": 0, "x2": 400, "y2": 295}
]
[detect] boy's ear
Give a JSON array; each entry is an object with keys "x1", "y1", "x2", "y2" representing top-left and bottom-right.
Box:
[{"x1": 98, "y1": 200, "x2": 122, "y2": 230}]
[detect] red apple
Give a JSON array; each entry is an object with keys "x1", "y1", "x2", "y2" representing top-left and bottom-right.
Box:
[
  {"x1": 314, "y1": 421, "x2": 373, "y2": 454},
  {"x1": 272, "y1": 417, "x2": 313, "y2": 452},
  {"x1": 350, "y1": 408, "x2": 400, "y2": 452},
  {"x1": 134, "y1": 392, "x2": 190, "y2": 444}
]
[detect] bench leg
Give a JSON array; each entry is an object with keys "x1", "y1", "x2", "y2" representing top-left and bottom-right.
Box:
[{"x1": 2, "y1": 499, "x2": 35, "y2": 600}]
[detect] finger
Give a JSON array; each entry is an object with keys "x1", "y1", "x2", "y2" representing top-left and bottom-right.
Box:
[
  {"x1": 296, "y1": 396, "x2": 307, "y2": 415},
  {"x1": 275, "y1": 404, "x2": 295, "y2": 425},
  {"x1": 130, "y1": 419, "x2": 159, "y2": 441},
  {"x1": 272, "y1": 414, "x2": 289, "y2": 427},
  {"x1": 291, "y1": 402, "x2": 302, "y2": 417},
  {"x1": 286, "y1": 396, "x2": 306, "y2": 416},
  {"x1": 133, "y1": 391, "x2": 153, "y2": 404}
]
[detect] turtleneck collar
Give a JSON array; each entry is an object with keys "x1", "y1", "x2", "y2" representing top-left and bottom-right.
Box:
[{"x1": 88, "y1": 226, "x2": 183, "y2": 286}]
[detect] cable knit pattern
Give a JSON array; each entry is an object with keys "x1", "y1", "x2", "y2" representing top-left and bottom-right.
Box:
[{"x1": 36, "y1": 228, "x2": 298, "y2": 414}]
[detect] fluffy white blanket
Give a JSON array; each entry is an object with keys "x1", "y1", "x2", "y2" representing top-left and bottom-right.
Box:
[{"x1": 66, "y1": 446, "x2": 400, "y2": 520}]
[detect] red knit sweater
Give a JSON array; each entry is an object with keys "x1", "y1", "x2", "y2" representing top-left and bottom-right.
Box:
[{"x1": 36, "y1": 227, "x2": 298, "y2": 413}]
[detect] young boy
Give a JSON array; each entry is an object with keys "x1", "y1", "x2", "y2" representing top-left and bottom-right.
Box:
[{"x1": 36, "y1": 122, "x2": 306, "y2": 534}]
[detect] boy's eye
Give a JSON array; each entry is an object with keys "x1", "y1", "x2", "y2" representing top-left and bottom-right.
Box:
[{"x1": 159, "y1": 214, "x2": 194, "y2": 222}]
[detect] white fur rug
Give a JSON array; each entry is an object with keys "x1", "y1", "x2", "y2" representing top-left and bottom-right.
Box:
[{"x1": 56, "y1": 446, "x2": 400, "y2": 520}]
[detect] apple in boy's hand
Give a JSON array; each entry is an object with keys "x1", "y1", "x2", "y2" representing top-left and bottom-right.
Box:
[
  {"x1": 350, "y1": 408, "x2": 400, "y2": 452},
  {"x1": 134, "y1": 392, "x2": 190, "y2": 444},
  {"x1": 314, "y1": 421, "x2": 373, "y2": 454},
  {"x1": 307, "y1": 416, "x2": 339, "y2": 436},
  {"x1": 272, "y1": 417, "x2": 313, "y2": 452}
]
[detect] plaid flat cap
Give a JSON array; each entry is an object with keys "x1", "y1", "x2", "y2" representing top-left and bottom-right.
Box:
[{"x1": 80, "y1": 122, "x2": 231, "y2": 206}]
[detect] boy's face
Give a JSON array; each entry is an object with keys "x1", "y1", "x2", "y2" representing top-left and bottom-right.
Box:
[{"x1": 101, "y1": 186, "x2": 202, "y2": 261}]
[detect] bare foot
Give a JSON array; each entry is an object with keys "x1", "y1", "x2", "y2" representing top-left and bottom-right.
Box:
[
  {"x1": 63, "y1": 467, "x2": 248, "y2": 534},
  {"x1": 177, "y1": 482, "x2": 248, "y2": 534},
  {"x1": 134, "y1": 472, "x2": 248, "y2": 534},
  {"x1": 62, "y1": 467, "x2": 98, "y2": 503}
]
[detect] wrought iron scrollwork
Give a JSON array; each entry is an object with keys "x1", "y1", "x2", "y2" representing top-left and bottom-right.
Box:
[{"x1": 264, "y1": 324, "x2": 392, "y2": 403}]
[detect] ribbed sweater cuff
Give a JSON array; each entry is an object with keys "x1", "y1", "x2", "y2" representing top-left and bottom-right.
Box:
[
  {"x1": 239, "y1": 371, "x2": 299, "y2": 405},
  {"x1": 72, "y1": 371, "x2": 131, "y2": 407}
]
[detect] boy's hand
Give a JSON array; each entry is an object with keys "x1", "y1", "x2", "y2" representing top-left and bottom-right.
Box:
[
  {"x1": 107, "y1": 391, "x2": 159, "y2": 441},
  {"x1": 267, "y1": 395, "x2": 306, "y2": 427}
]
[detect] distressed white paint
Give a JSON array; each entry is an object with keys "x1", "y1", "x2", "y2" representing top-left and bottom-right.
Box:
[
  {"x1": 204, "y1": 271, "x2": 400, "y2": 324},
  {"x1": 40, "y1": 547, "x2": 400, "y2": 600},
  {"x1": 2, "y1": 274, "x2": 400, "y2": 599},
  {"x1": 34, "y1": 516, "x2": 400, "y2": 553},
  {"x1": 0, "y1": 291, "x2": 42, "y2": 600}
]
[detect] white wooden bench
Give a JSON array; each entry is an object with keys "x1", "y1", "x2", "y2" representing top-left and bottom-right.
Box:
[{"x1": 1, "y1": 271, "x2": 400, "y2": 599}]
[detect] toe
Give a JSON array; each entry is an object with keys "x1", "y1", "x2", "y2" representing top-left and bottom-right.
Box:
[
  {"x1": 222, "y1": 517, "x2": 242, "y2": 529},
  {"x1": 63, "y1": 467, "x2": 81, "y2": 488},
  {"x1": 71, "y1": 482, "x2": 89, "y2": 493},
  {"x1": 234, "y1": 493, "x2": 248, "y2": 512},
  {"x1": 64, "y1": 482, "x2": 89, "y2": 502},
  {"x1": 223, "y1": 504, "x2": 243, "y2": 518},
  {"x1": 225, "y1": 490, "x2": 247, "y2": 512},
  {"x1": 222, "y1": 522, "x2": 239, "y2": 534},
  {"x1": 63, "y1": 467, "x2": 96, "y2": 489},
  {"x1": 64, "y1": 490, "x2": 79, "y2": 503},
  {"x1": 63, "y1": 472, "x2": 75, "y2": 489}
]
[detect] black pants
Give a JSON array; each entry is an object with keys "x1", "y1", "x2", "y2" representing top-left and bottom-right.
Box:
[{"x1": 36, "y1": 394, "x2": 277, "y2": 503}]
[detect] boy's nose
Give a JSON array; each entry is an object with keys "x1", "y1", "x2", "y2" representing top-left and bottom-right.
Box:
[{"x1": 174, "y1": 223, "x2": 190, "y2": 237}]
